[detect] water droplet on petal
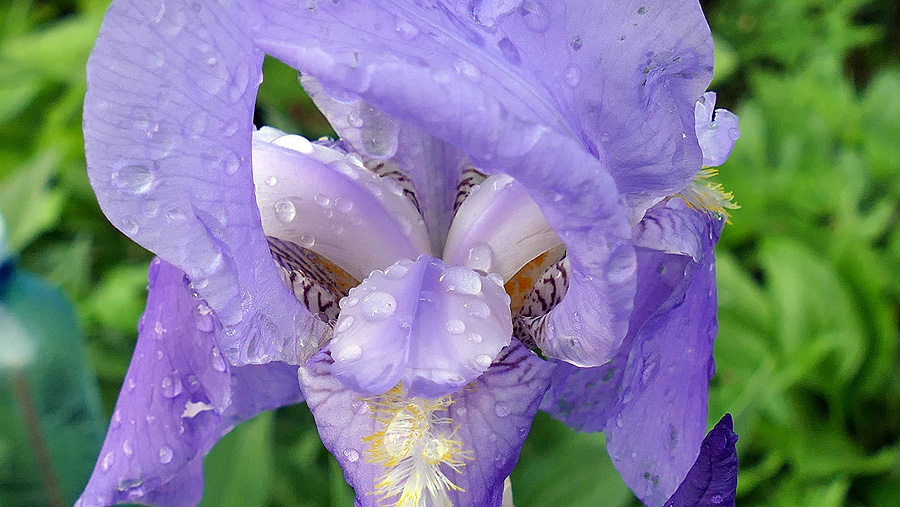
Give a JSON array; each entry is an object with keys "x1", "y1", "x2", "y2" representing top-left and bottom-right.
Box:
[
  {"x1": 486, "y1": 272, "x2": 505, "y2": 287},
  {"x1": 361, "y1": 292, "x2": 397, "y2": 321},
  {"x1": 274, "y1": 199, "x2": 296, "y2": 223},
  {"x1": 465, "y1": 300, "x2": 491, "y2": 319},
  {"x1": 445, "y1": 319, "x2": 466, "y2": 335},
  {"x1": 335, "y1": 315, "x2": 355, "y2": 333},
  {"x1": 299, "y1": 234, "x2": 316, "y2": 248},
  {"x1": 121, "y1": 218, "x2": 139, "y2": 236},
  {"x1": 351, "y1": 399, "x2": 369, "y2": 415},
  {"x1": 158, "y1": 445, "x2": 173, "y2": 464},
  {"x1": 122, "y1": 439, "x2": 133, "y2": 456},
  {"x1": 395, "y1": 18, "x2": 420, "y2": 39},
  {"x1": 347, "y1": 111, "x2": 364, "y2": 128},
  {"x1": 102, "y1": 451, "x2": 115, "y2": 471},
  {"x1": 384, "y1": 264, "x2": 409, "y2": 280},
  {"x1": 466, "y1": 242, "x2": 494, "y2": 273},
  {"x1": 711, "y1": 494, "x2": 723, "y2": 504},
  {"x1": 520, "y1": 1, "x2": 551, "y2": 32},
  {"x1": 564, "y1": 65, "x2": 581, "y2": 87},
  {"x1": 494, "y1": 402, "x2": 509, "y2": 418},
  {"x1": 728, "y1": 127, "x2": 740, "y2": 141},
  {"x1": 334, "y1": 344, "x2": 362, "y2": 362},
  {"x1": 454, "y1": 59, "x2": 482, "y2": 82},
  {"x1": 313, "y1": 194, "x2": 331, "y2": 207},
  {"x1": 265, "y1": 175, "x2": 277, "y2": 186},
  {"x1": 467, "y1": 333, "x2": 483, "y2": 344},
  {"x1": 112, "y1": 162, "x2": 155, "y2": 194},
  {"x1": 211, "y1": 347, "x2": 226, "y2": 372},
  {"x1": 343, "y1": 448, "x2": 360, "y2": 463},
  {"x1": 339, "y1": 295, "x2": 359, "y2": 309},
  {"x1": 334, "y1": 197, "x2": 354, "y2": 213},
  {"x1": 498, "y1": 37, "x2": 521, "y2": 65},
  {"x1": 474, "y1": 354, "x2": 492, "y2": 368},
  {"x1": 365, "y1": 181, "x2": 383, "y2": 197},
  {"x1": 439, "y1": 266, "x2": 483, "y2": 295},
  {"x1": 160, "y1": 374, "x2": 183, "y2": 398}
]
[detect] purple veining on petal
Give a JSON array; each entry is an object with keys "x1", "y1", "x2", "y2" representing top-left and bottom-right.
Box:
[
  {"x1": 663, "y1": 414, "x2": 739, "y2": 507},
  {"x1": 694, "y1": 92, "x2": 740, "y2": 167},
  {"x1": 633, "y1": 198, "x2": 707, "y2": 260},
  {"x1": 77, "y1": 259, "x2": 302, "y2": 507},
  {"x1": 299, "y1": 341, "x2": 553, "y2": 507},
  {"x1": 330, "y1": 256, "x2": 512, "y2": 398}
]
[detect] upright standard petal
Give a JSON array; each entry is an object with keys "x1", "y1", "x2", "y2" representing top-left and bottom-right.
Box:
[
  {"x1": 77, "y1": 259, "x2": 303, "y2": 507},
  {"x1": 85, "y1": 0, "x2": 324, "y2": 366},
  {"x1": 663, "y1": 414, "x2": 739, "y2": 507},
  {"x1": 694, "y1": 92, "x2": 740, "y2": 168},
  {"x1": 255, "y1": 0, "x2": 719, "y2": 366},
  {"x1": 299, "y1": 342, "x2": 553, "y2": 507}
]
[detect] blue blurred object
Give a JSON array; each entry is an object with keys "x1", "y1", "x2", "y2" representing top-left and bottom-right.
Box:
[{"x1": 0, "y1": 214, "x2": 107, "y2": 507}]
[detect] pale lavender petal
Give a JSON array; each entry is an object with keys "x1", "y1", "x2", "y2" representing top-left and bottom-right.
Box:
[
  {"x1": 330, "y1": 256, "x2": 512, "y2": 398},
  {"x1": 664, "y1": 414, "x2": 739, "y2": 507},
  {"x1": 299, "y1": 341, "x2": 553, "y2": 507},
  {"x1": 694, "y1": 92, "x2": 740, "y2": 167},
  {"x1": 301, "y1": 76, "x2": 466, "y2": 248},
  {"x1": 77, "y1": 259, "x2": 302, "y2": 507},
  {"x1": 85, "y1": 0, "x2": 322, "y2": 366},
  {"x1": 605, "y1": 214, "x2": 723, "y2": 507},
  {"x1": 633, "y1": 198, "x2": 707, "y2": 260},
  {"x1": 252, "y1": 136, "x2": 432, "y2": 280}
]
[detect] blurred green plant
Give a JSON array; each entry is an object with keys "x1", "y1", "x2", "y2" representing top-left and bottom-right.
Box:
[{"x1": 0, "y1": 0, "x2": 897, "y2": 506}]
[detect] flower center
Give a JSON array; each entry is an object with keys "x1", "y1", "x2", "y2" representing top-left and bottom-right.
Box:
[{"x1": 362, "y1": 384, "x2": 471, "y2": 507}]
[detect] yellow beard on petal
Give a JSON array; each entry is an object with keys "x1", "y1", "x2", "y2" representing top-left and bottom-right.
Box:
[
  {"x1": 675, "y1": 168, "x2": 740, "y2": 222},
  {"x1": 362, "y1": 385, "x2": 472, "y2": 507}
]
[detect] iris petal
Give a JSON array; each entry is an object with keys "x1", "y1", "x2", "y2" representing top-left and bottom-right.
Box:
[
  {"x1": 77, "y1": 259, "x2": 303, "y2": 507},
  {"x1": 85, "y1": 0, "x2": 323, "y2": 366},
  {"x1": 299, "y1": 341, "x2": 553, "y2": 507},
  {"x1": 330, "y1": 256, "x2": 513, "y2": 398}
]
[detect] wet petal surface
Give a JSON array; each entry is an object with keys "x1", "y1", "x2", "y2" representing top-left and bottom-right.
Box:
[{"x1": 77, "y1": 259, "x2": 303, "y2": 507}]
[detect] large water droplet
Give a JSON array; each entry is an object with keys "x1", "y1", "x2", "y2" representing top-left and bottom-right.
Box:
[
  {"x1": 466, "y1": 243, "x2": 494, "y2": 273},
  {"x1": 467, "y1": 332, "x2": 483, "y2": 344},
  {"x1": 465, "y1": 300, "x2": 491, "y2": 319},
  {"x1": 334, "y1": 344, "x2": 362, "y2": 362},
  {"x1": 211, "y1": 347, "x2": 226, "y2": 372},
  {"x1": 314, "y1": 194, "x2": 331, "y2": 207},
  {"x1": 347, "y1": 111, "x2": 364, "y2": 128},
  {"x1": 273, "y1": 134, "x2": 314, "y2": 154},
  {"x1": 361, "y1": 292, "x2": 397, "y2": 321},
  {"x1": 474, "y1": 354, "x2": 492, "y2": 368},
  {"x1": 711, "y1": 494, "x2": 723, "y2": 504},
  {"x1": 445, "y1": 319, "x2": 466, "y2": 335},
  {"x1": 265, "y1": 175, "x2": 277, "y2": 187},
  {"x1": 160, "y1": 374, "x2": 183, "y2": 398},
  {"x1": 300, "y1": 234, "x2": 316, "y2": 248},
  {"x1": 121, "y1": 218, "x2": 139, "y2": 236},
  {"x1": 122, "y1": 439, "x2": 134, "y2": 456},
  {"x1": 384, "y1": 263, "x2": 409, "y2": 280},
  {"x1": 112, "y1": 162, "x2": 154, "y2": 194},
  {"x1": 351, "y1": 399, "x2": 369, "y2": 415},
  {"x1": 274, "y1": 199, "x2": 296, "y2": 223},
  {"x1": 334, "y1": 197, "x2": 354, "y2": 213},
  {"x1": 440, "y1": 266, "x2": 483, "y2": 295},
  {"x1": 158, "y1": 445, "x2": 173, "y2": 464},
  {"x1": 494, "y1": 402, "x2": 509, "y2": 418},
  {"x1": 335, "y1": 315, "x2": 355, "y2": 333},
  {"x1": 728, "y1": 127, "x2": 740, "y2": 141}
]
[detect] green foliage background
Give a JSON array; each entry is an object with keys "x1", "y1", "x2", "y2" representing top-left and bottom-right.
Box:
[{"x1": 0, "y1": 0, "x2": 898, "y2": 505}]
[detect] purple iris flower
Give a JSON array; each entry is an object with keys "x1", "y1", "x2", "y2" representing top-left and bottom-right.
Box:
[{"x1": 77, "y1": 1, "x2": 740, "y2": 506}]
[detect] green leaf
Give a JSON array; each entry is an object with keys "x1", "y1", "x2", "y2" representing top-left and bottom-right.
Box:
[
  {"x1": 512, "y1": 412, "x2": 633, "y2": 507},
  {"x1": 199, "y1": 412, "x2": 274, "y2": 507}
]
